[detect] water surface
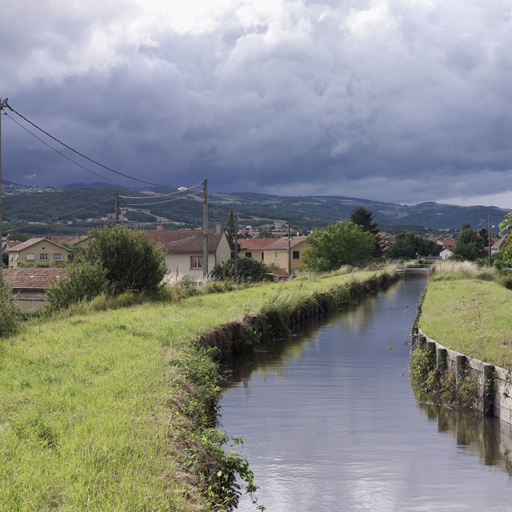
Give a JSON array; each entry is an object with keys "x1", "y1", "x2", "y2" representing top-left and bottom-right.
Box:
[{"x1": 219, "y1": 277, "x2": 512, "y2": 511}]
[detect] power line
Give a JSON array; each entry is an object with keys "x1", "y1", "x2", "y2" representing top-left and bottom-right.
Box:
[
  {"x1": 5, "y1": 101, "x2": 189, "y2": 189},
  {"x1": 123, "y1": 193, "x2": 200, "y2": 206},
  {"x1": 5, "y1": 197, "x2": 113, "y2": 232},
  {"x1": 5, "y1": 112, "x2": 124, "y2": 187},
  {"x1": 117, "y1": 182, "x2": 203, "y2": 199}
]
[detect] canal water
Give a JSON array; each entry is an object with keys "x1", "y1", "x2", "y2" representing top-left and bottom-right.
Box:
[{"x1": 219, "y1": 276, "x2": 512, "y2": 511}]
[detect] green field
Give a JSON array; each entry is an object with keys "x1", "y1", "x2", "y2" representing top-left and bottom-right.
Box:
[{"x1": 419, "y1": 268, "x2": 512, "y2": 369}]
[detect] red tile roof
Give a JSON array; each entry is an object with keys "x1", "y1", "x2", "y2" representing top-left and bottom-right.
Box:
[
  {"x1": 264, "y1": 236, "x2": 308, "y2": 251},
  {"x1": 3, "y1": 268, "x2": 70, "y2": 290},
  {"x1": 146, "y1": 230, "x2": 225, "y2": 253},
  {"x1": 6, "y1": 238, "x2": 69, "y2": 252},
  {"x1": 239, "y1": 238, "x2": 277, "y2": 250}
]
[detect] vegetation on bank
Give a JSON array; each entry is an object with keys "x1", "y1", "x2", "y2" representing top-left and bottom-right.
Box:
[
  {"x1": 417, "y1": 261, "x2": 512, "y2": 370},
  {"x1": 0, "y1": 267, "x2": 396, "y2": 511}
]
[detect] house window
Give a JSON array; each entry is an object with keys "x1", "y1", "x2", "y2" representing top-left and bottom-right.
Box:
[
  {"x1": 245, "y1": 252, "x2": 252, "y2": 258},
  {"x1": 274, "y1": 251, "x2": 278, "y2": 259},
  {"x1": 26, "y1": 253, "x2": 35, "y2": 261},
  {"x1": 40, "y1": 253, "x2": 48, "y2": 261},
  {"x1": 293, "y1": 251, "x2": 300, "y2": 259},
  {"x1": 261, "y1": 252, "x2": 264, "y2": 261},
  {"x1": 190, "y1": 256, "x2": 203, "y2": 269},
  {"x1": 54, "y1": 253, "x2": 62, "y2": 261}
]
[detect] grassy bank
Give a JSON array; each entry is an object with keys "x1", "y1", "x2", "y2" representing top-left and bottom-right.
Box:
[
  {"x1": 0, "y1": 269, "x2": 395, "y2": 511},
  {"x1": 418, "y1": 262, "x2": 512, "y2": 370}
]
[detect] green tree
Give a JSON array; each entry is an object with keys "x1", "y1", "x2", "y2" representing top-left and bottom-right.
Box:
[
  {"x1": 302, "y1": 221, "x2": 376, "y2": 272},
  {"x1": 453, "y1": 224, "x2": 485, "y2": 261},
  {"x1": 387, "y1": 232, "x2": 441, "y2": 259},
  {"x1": 350, "y1": 206, "x2": 382, "y2": 257},
  {"x1": 225, "y1": 209, "x2": 240, "y2": 254},
  {"x1": 210, "y1": 258, "x2": 274, "y2": 283},
  {"x1": 76, "y1": 225, "x2": 167, "y2": 294}
]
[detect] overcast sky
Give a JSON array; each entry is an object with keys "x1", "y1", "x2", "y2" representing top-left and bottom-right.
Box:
[{"x1": 2, "y1": 0, "x2": 512, "y2": 207}]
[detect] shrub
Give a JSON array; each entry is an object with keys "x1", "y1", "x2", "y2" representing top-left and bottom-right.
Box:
[
  {"x1": 76, "y1": 226, "x2": 166, "y2": 295},
  {"x1": 0, "y1": 283, "x2": 20, "y2": 336},
  {"x1": 45, "y1": 261, "x2": 109, "y2": 313},
  {"x1": 210, "y1": 258, "x2": 274, "y2": 283}
]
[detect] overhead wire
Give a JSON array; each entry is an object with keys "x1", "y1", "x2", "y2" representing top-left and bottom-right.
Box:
[
  {"x1": 5, "y1": 112, "x2": 124, "y2": 188},
  {"x1": 6, "y1": 197, "x2": 113, "y2": 232},
  {"x1": 5, "y1": 101, "x2": 199, "y2": 189},
  {"x1": 123, "y1": 193, "x2": 201, "y2": 206},
  {"x1": 117, "y1": 182, "x2": 203, "y2": 199}
]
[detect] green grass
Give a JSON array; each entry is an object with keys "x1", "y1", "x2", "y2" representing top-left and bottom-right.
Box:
[
  {"x1": 0, "y1": 269, "x2": 390, "y2": 510},
  {"x1": 419, "y1": 278, "x2": 512, "y2": 369}
]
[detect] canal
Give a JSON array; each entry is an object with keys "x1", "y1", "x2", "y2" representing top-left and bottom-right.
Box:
[{"x1": 219, "y1": 276, "x2": 512, "y2": 511}]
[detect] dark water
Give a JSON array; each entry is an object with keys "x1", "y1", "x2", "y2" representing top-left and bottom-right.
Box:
[{"x1": 219, "y1": 277, "x2": 512, "y2": 511}]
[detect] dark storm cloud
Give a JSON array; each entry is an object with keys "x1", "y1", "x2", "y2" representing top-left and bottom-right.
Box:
[{"x1": 2, "y1": 0, "x2": 512, "y2": 206}]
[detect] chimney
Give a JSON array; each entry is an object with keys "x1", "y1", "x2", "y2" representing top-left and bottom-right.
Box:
[
  {"x1": 216, "y1": 221, "x2": 222, "y2": 235},
  {"x1": 156, "y1": 223, "x2": 164, "y2": 231}
]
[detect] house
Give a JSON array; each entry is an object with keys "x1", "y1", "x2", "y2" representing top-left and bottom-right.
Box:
[
  {"x1": 7, "y1": 238, "x2": 72, "y2": 268},
  {"x1": 146, "y1": 223, "x2": 231, "y2": 280},
  {"x1": 262, "y1": 236, "x2": 309, "y2": 276},
  {"x1": 439, "y1": 248, "x2": 454, "y2": 260},
  {"x1": 238, "y1": 238, "x2": 276, "y2": 262},
  {"x1": 491, "y1": 235, "x2": 508, "y2": 254},
  {"x1": 3, "y1": 268, "x2": 69, "y2": 313}
]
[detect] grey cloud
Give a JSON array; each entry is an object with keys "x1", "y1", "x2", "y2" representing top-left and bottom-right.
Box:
[{"x1": 2, "y1": 1, "x2": 512, "y2": 207}]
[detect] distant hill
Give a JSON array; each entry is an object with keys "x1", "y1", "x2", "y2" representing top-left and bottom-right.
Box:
[
  {"x1": 2, "y1": 185, "x2": 510, "y2": 236},
  {"x1": 62, "y1": 182, "x2": 118, "y2": 190},
  {"x1": 1, "y1": 179, "x2": 20, "y2": 186}
]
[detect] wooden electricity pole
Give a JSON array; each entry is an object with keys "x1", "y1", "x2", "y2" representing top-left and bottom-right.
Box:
[
  {"x1": 0, "y1": 98, "x2": 7, "y2": 283},
  {"x1": 202, "y1": 179, "x2": 208, "y2": 278},
  {"x1": 114, "y1": 191, "x2": 119, "y2": 226},
  {"x1": 488, "y1": 212, "x2": 492, "y2": 267}
]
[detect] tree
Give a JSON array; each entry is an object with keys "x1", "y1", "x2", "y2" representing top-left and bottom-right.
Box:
[
  {"x1": 387, "y1": 233, "x2": 441, "y2": 259},
  {"x1": 452, "y1": 224, "x2": 485, "y2": 261},
  {"x1": 350, "y1": 207, "x2": 379, "y2": 235},
  {"x1": 350, "y1": 206, "x2": 382, "y2": 257},
  {"x1": 75, "y1": 225, "x2": 167, "y2": 294},
  {"x1": 302, "y1": 221, "x2": 376, "y2": 272},
  {"x1": 225, "y1": 209, "x2": 239, "y2": 253},
  {"x1": 210, "y1": 258, "x2": 274, "y2": 283}
]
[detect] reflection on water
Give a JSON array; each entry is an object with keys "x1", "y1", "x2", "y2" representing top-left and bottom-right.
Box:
[
  {"x1": 219, "y1": 277, "x2": 512, "y2": 511},
  {"x1": 417, "y1": 399, "x2": 512, "y2": 475}
]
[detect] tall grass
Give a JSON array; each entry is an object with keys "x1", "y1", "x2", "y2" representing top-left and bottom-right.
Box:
[{"x1": 429, "y1": 260, "x2": 496, "y2": 281}]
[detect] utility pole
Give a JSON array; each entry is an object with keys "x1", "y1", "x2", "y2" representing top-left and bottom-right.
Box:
[
  {"x1": 202, "y1": 179, "x2": 208, "y2": 278},
  {"x1": 0, "y1": 98, "x2": 7, "y2": 283},
  {"x1": 234, "y1": 213, "x2": 238, "y2": 282},
  {"x1": 488, "y1": 212, "x2": 492, "y2": 267},
  {"x1": 287, "y1": 224, "x2": 291, "y2": 277},
  {"x1": 114, "y1": 191, "x2": 119, "y2": 226}
]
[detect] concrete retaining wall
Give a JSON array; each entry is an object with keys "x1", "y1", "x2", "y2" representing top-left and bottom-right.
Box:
[{"x1": 413, "y1": 328, "x2": 512, "y2": 425}]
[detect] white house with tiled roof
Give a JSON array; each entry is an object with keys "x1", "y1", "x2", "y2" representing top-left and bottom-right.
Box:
[
  {"x1": 146, "y1": 225, "x2": 231, "y2": 280},
  {"x1": 7, "y1": 238, "x2": 72, "y2": 268}
]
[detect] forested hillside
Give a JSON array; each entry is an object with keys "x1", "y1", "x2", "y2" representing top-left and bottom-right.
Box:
[{"x1": 2, "y1": 185, "x2": 509, "y2": 237}]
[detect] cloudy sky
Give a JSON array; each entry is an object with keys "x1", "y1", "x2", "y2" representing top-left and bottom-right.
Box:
[{"x1": 2, "y1": 0, "x2": 512, "y2": 207}]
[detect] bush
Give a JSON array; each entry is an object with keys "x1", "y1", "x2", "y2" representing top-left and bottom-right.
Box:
[
  {"x1": 210, "y1": 258, "x2": 274, "y2": 283},
  {"x1": 76, "y1": 226, "x2": 167, "y2": 294},
  {"x1": 0, "y1": 283, "x2": 20, "y2": 337},
  {"x1": 499, "y1": 274, "x2": 512, "y2": 290},
  {"x1": 45, "y1": 261, "x2": 109, "y2": 313}
]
